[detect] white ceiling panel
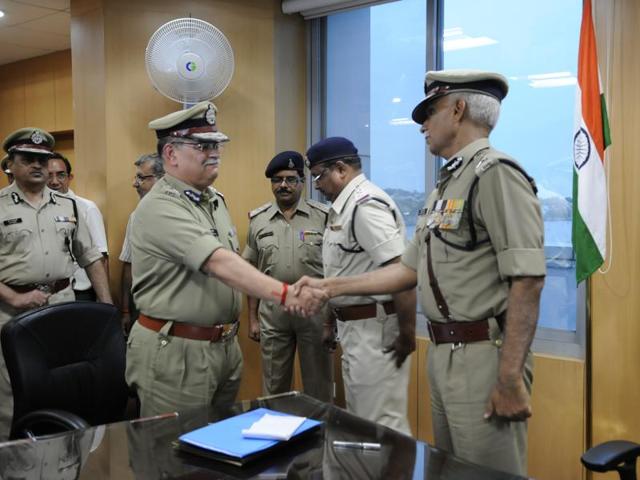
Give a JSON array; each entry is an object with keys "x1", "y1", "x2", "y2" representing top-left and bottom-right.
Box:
[
  {"x1": 0, "y1": 1, "x2": 71, "y2": 65},
  {"x1": 20, "y1": 11, "x2": 70, "y2": 35}
]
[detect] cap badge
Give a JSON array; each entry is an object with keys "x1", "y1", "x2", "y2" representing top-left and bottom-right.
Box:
[
  {"x1": 288, "y1": 158, "x2": 295, "y2": 169},
  {"x1": 205, "y1": 105, "x2": 216, "y2": 125},
  {"x1": 30, "y1": 131, "x2": 44, "y2": 144}
]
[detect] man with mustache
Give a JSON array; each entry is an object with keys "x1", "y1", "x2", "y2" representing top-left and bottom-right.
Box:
[
  {"x1": 0, "y1": 127, "x2": 112, "y2": 440},
  {"x1": 126, "y1": 102, "x2": 326, "y2": 416},
  {"x1": 242, "y1": 151, "x2": 332, "y2": 401}
]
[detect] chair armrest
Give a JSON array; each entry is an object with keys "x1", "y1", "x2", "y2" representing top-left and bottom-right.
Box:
[
  {"x1": 11, "y1": 409, "x2": 90, "y2": 440},
  {"x1": 581, "y1": 440, "x2": 640, "y2": 472}
]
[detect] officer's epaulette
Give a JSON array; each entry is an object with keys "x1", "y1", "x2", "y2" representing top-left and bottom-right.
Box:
[
  {"x1": 248, "y1": 202, "x2": 271, "y2": 219},
  {"x1": 306, "y1": 199, "x2": 329, "y2": 213},
  {"x1": 474, "y1": 148, "x2": 516, "y2": 177},
  {"x1": 161, "y1": 185, "x2": 181, "y2": 198}
]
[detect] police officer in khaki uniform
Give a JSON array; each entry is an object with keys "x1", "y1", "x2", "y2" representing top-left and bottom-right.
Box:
[
  {"x1": 243, "y1": 151, "x2": 332, "y2": 401},
  {"x1": 294, "y1": 71, "x2": 545, "y2": 476},
  {"x1": 0, "y1": 128, "x2": 112, "y2": 440},
  {"x1": 305, "y1": 137, "x2": 417, "y2": 435},
  {"x1": 125, "y1": 102, "x2": 326, "y2": 417}
]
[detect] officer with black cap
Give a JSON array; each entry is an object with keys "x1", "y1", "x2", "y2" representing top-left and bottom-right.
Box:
[
  {"x1": 126, "y1": 103, "x2": 327, "y2": 418},
  {"x1": 304, "y1": 136, "x2": 417, "y2": 435},
  {"x1": 0, "y1": 127, "x2": 113, "y2": 440},
  {"x1": 293, "y1": 70, "x2": 545, "y2": 475},
  {"x1": 242, "y1": 151, "x2": 332, "y2": 402}
]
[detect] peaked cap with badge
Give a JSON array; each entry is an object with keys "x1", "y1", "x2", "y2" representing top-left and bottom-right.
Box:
[
  {"x1": 149, "y1": 101, "x2": 230, "y2": 143},
  {"x1": 305, "y1": 136, "x2": 358, "y2": 168},
  {"x1": 411, "y1": 70, "x2": 509, "y2": 124},
  {"x1": 3, "y1": 127, "x2": 55, "y2": 156},
  {"x1": 265, "y1": 151, "x2": 304, "y2": 178}
]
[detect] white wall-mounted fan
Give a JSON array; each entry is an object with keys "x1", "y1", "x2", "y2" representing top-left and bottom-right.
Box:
[{"x1": 145, "y1": 17, "x2": 234, "y2": 104}]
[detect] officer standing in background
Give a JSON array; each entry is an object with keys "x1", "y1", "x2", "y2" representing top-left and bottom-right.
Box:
[
  {"x1": 243, "y1": 151, "x2": 333, "y2": 402},
  {"x1": 47, "y1": 152, "x2": 109, "y2": 301},
  {"x1": 1, "y1": 155, "x2": 13, "y2": 183},
  {"x1": 305, "y1": 136, "x2": 416, "y2": 435},
  {"x1": 126, "y1": 102, "x2": 325, "y2": 417},
  {"x1": 119, "y1": 153, "x2": 164, "y2": 333},
  {"x1": 0, "y1": 128, "x2": 113, "y2": 440},
  {"x1": 295, "y1": 71, "x2": 545, "y2": 476}
]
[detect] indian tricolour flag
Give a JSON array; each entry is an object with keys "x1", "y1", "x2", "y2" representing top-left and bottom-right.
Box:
[{"x1": 572, "y1": 0, "x2": 611, "y2": 284}]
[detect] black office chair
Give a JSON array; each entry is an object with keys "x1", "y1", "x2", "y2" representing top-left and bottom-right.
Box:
[
  {"x1": 1, "y1": 301, "x2": 128, "y2": 439},
  {"x1": 582, "y1": 440, "x2": 640, "y2": 480}
]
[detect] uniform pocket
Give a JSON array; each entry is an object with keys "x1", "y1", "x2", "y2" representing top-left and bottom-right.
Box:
[
  {"x1": 0, "y1": 224, "x2": 32, "y2": 255},
  {"x1": 257, "y1": 236, "x2": 280, "y2": 270}
]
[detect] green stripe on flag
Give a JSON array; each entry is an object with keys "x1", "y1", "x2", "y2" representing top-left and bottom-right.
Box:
[
  {"x1": 572, "y1": 171, "x2": 604, "y2": 283},
  {"x1": 600, "y1": 93, "x2": 611, "y2": 148}
]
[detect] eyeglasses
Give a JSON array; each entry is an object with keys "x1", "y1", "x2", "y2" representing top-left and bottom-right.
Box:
[
  {"x1": 270, "y1": 176, "x2": 302, "y2": 186},
  {"x1": 173, "y1": 142, "x2": 222, "y2": 152},
  {"x1": 311, "y1": 168, "x2": 330, "y2": 183},
  {"x1": 49, "y1": 172, "x2": 69, "y2": 180},
  {"x1": 134, "y1": 174, "x2": 157, "y2": 183}
]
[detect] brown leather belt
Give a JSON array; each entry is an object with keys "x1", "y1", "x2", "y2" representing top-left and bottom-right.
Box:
[
  {"x1": 10, "y1": 278, "x2": 70, "y2": 294},
  {"x1": 332, "y1": 301, "x2": 395, "y2": 321},
  {"x1": 427, "y1": 313, "x2": 505, "y2": 346},
  {"x1": 138, "y1": 314, "x2": 238, "y2": 343}
]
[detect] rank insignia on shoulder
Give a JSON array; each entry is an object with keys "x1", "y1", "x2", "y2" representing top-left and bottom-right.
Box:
[
  {"x1": 354, "y1": 191, "x2": 371, "y2": 205},
  {"x1": 248, "y1": 202, "x2": 271, "y2": 219},
  {"x1": 307, "y1": 199, "x2": 329, "y2": 213},
  {"x1": 162, "y1": 187, "x2": 180, "y2": 198},
  {"x1": 3, "y1": 218, "x2": 22, "y2": 226}
]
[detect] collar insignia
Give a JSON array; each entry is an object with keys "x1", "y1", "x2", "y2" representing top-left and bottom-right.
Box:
[
  {"x1": 184, "y1": 189, "x2": 202, "y2": 204},
  {"x1": 446, "y1": 156, "x2": 463, "y2": 172}
]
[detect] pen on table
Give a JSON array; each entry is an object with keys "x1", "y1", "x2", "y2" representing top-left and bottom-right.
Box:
[
  {"x1": 332, "y1": 440, "x2": 381, "y2": 450},
  {"x1": 130, "y1": 411, "x2": 179, "y2": 424}
]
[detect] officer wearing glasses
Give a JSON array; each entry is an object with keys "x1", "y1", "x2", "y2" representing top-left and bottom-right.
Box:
[
  {"x1": 126, "y1": 102, "x2": 325, "y2": 417},
  {"x1": 242, "y1": 151, "x2": 333, "y2": 402},
  {"x1": 0, "y1": 127, "x2": 113, "y2": 440},
  {"x1": 119, "y1": 153, "x2": 164, "y2": 333},
  {"x1": 304, "y1": 136, "x2": 416, "y2": 435}
]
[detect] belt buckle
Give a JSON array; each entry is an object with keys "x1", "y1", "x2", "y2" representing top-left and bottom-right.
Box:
[
  {"x1": 220, "y1": 322, "x2": 239, "y2": 342},
  {"x1": 36, "y1": 284, "x2": 52, "y2": 294},
  {"x1": 426, "y1": 320, "x2": 438, "y2": 346}
]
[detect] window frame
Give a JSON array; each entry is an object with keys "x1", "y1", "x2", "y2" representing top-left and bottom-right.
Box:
[{"x1": 306, "y1": 0, "x2": 586, "y2": 359}]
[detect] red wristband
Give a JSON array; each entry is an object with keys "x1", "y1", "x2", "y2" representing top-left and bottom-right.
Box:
[{"x1": 280, "y1": 283, "x2": 289, "y2": 306}]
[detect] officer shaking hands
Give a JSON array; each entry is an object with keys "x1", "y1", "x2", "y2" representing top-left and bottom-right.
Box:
[
  {"x1": 0, "y1": 127, "x2": 113, "y2": 440},
  {"x1": 294, "y1": 70, "x2": 545, "y2": 476}
]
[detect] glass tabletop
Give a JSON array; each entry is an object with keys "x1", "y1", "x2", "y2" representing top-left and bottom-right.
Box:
[{"x1": 0, "y1": 392, "x2": 528, "y2": 479}]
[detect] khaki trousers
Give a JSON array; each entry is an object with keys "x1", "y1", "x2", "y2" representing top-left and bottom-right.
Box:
[
  {"x1": 125, "y1": 321, "x2": 243, "y2": 417},
  {"x1": 337, "y1": 305, "x2": 411, "y2": 435},
  {"x1": 0, "y1": 286, "x2": 75, "y2": 441},
  {"x1": 259, "y1": 302, "x2": 333, "y2": 402},
  {"x1": 428, "y1": 318, "x2": 533, "y2": 476}
]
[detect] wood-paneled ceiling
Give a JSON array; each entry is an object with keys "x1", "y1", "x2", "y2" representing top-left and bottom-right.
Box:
[{"x1": 0, "y1": 0, "x2": 70, "y2": 65}]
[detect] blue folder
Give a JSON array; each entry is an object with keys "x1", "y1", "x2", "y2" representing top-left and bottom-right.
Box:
[{"x1": 178, "y1": 407, "x2": 322, "y2": 462}]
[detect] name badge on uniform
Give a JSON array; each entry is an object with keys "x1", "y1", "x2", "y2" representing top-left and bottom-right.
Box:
[
  {"x1": 258, "y1": 231, "x2": 274, "y2": 240},
  {"x1": 54, "y1": 216, "x2": 77, "y2": 223},
  {"x1": 300, "y1": 230, "x2": 322, "y2": 242},
  {"x1": 3, "y1": 218, "x2": 22, "y2": 226},
  {"x1": 426, "y1": 199, "x2": 465, "y2": 230},
  {"x1": 328, "y1": 224, "x2": 342, "y2": 231}
]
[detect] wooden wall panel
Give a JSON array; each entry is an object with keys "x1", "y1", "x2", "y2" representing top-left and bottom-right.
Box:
[{"x1": 23, "y1": 55, "x2": 56, "y2": 132}]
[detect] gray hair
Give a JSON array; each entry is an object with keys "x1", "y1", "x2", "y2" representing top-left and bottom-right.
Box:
[
  {"x1": 452, "y1": 92, "x2": 501, "y2": 132},
  {"x1": 134, "y1": 153, "x2": 164, "y2": 177}
]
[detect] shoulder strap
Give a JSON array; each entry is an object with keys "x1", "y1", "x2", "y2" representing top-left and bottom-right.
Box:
[{"x1": 339, "y1": 197, "x2": 397, "y2": 253}]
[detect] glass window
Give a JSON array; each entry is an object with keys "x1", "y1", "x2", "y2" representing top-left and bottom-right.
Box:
[
  {"x1": 443, "y1": 0, "x2": 582, "y2": 339},
  {"x1": 325, "y1": 0, "x2": 427, "y2": 237}
]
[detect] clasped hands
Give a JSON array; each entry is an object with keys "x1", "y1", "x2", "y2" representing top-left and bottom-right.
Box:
[{"x1": 282, "y1": 276, "x2": 329, "y2": 317}]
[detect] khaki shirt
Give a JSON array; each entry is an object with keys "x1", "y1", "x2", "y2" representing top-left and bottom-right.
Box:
[
  {"x1": 402, "y1": 138, "x2": 546, "y2": 322},
  {"x1": 242, "y1": 198, "x2": 328, "y2": 284},
  {"x1": 0, "y1": 183, "x2": 100, "y2": 286},
  {"x1": 131, "y1": 174, "x2": 242, "y2": 326},
  {"x1": 324, "y1": 173, "x2": 406, "y2": 307}
]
